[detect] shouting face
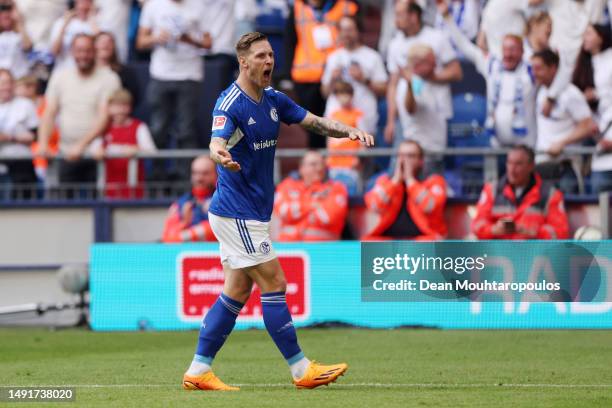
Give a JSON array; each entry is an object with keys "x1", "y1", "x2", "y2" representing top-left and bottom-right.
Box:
[{"x1": 240, "y1": 39, "x2": 275, "y2": 89}]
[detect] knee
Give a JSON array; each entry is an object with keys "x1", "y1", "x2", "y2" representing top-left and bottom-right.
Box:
[
  {"x1": 224, "y1": 286, "x2": 251, "y2": 305},
  {"x1": 266, "y1": 275, "x2": 287, "y2": 294}
]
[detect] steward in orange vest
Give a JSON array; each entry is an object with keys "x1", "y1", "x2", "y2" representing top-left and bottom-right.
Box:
[
  {"x1": 472, "y1": 145, "x2": 569, "y2": 240},
  {"x1": 364, "y1": 140, "x2": 447, "y2": 240},
  {"x1": 274, "y1": 150, "x2": 348, "y2": 241},
  {"x1": 289, "y1": 0, "x2": 358, "y2": 83}
]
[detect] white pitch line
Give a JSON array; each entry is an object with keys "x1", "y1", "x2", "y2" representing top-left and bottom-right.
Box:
[{"x1": 5, "y1": 383, "x2": 612, "y2": 389}]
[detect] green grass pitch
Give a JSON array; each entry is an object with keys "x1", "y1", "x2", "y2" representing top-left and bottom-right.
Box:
[{"x1": 1, "y1": 328, "x2": 611, "y2": 407}]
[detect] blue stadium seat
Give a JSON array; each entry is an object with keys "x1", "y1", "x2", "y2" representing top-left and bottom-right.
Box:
[{"x1": 446, "y1": 92, "x2": 489, "y2": 198}]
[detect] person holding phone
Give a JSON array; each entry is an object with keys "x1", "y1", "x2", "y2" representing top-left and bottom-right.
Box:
[{"x1": 472, "y1": 144, "x2": 569, "y2": 240}]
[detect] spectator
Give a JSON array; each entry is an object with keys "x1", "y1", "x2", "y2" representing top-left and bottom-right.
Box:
[
  {"x1": 15, "y1": 75, "x2": 59, "y2": 182},
  {"x1": 0, "y1": 69, "x2": 38, "y2": 199},
  {"x1": 572, "y1": 24, "x2": 611, "y2": 112},
  {"x1": 94, "y1": 0, "x2": 131, "y2": 63},
  {"x1": 547, "y1": 0, "x2": 607, "y2": 75},
  {"x1": 385, "y1": 2, "x2": 461, "y2": 145},
  {"x1": 274, "y1": 150, "x2": 348, "y2": 241},
  {"x1": 14, "y1": 0, "x2": 65, "y2": 52},
  {"x1": 523, "y1": 11, "x2": 553, "y2": 60},
  {"x1": 478, "y1": 0, "x2": 531, "y2": 57},
  {"x1": 162, "y1": 155, "x2": 217, "y2": 242},
  {"x1": 0, "y1": 1, "x2": 31, "y2": 79},
  {"x1": 50, "y1": 0, "x2": 99, "y2": 69},
  {"x1": 325, "y1": 80, "x2": 364, "y2": 196},
  {"x1": 283, "y1": 0, "x2": 358, "y2": 148},
  {"x1": 531, "y1": 48, "x2": 597, "y2": 194},
  {"x1": 575, "y1": 25, "x2": 612, "y2": 192},
  {"x1": 364, "y1": 140, "x2": 447, "y2": 240},
  {"x1": 203, "y1": 0, "x2": 238, "y2": 88},
  {"x1": 435, "y1": 0, "x2": 481, "y2": 42},
  {"x1": 90, "y1": 89, "x2": 156, "y2": 199},
  {"x1": 396, "y1": 43, "x2": 449, "y2": 169},
  {"x1": 439, "y1": 2, "x2": 537, "y2": 148},
  {"x1": 321, "y1": 15, "x2": 388, "y2": 136},
  {"x1": 38, "y1": 34, "x2": 121, "y2": 198},
  {"x1": 472, "y1": 144, "x2": 569, "y2": 239},
  {"x1": 136, "y1": 0, "x2": 212, "y2": 180},
  {"x1": 95, "y1": 31, "x2": 140, "y2": 108}
]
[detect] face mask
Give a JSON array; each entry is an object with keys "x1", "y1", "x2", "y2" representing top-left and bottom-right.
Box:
[{"x1": 411, "y1": 75, "x2": 424, "y2": 96}]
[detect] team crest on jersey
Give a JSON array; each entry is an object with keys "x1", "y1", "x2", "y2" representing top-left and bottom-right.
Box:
[
  {"x1": 270, "y1": 108, "x2": 278, "y2": 122},
  {"x1": 260, "y1": 241, "x2": 271, "y2": 254},
  {"x1": 212, "y1": 116, "x2": 227, "y2": 130}
]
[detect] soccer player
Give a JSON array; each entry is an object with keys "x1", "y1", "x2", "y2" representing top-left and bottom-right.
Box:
[{"x1": 182, "y1": 32, "x2": 374, "y2": 391}]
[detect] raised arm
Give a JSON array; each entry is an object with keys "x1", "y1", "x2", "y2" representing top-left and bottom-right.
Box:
[
  {"x1": 299, "y1": 112, "x2": 375, "y2": 146},
  {"x1": 436, "y1": 0, "x2": 487, "y2": 74}
]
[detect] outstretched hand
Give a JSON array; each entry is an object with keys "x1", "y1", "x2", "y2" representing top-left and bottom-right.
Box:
[
  {"x1": 348, "y1": 128, "x2": 375, "y2": 147},
  {"x1": 217, "y1": 149, "x2": 241, "y2": 172}
]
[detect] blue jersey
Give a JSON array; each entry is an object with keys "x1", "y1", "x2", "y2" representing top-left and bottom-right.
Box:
[{"x1": 208, "y1": 82, "x2": 308, "y2": 222}]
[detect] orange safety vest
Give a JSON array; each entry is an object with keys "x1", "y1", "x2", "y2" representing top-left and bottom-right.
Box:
[
  {"x1": 327, "y1": 107, "x2": 363, "y2": 169},
  {"x1": 274, "y1": 176, "x2": 348, "y2": 241},
  {"x1": 292, "y1": 0, "x2": 358, "y2": 83},
  {"x1": 31, "y1": 97, "x2": 59, "y2": 171},
  {"x1": 363, "y1": 173, "x2": 448, "y2": 240},
  {"x1": 471, "y1": 173, "x2": 569, "y2": 240}
]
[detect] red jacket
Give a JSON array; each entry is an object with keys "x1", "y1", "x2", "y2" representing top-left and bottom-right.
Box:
[
  {"x1": 364, "y1": 174, "x2": 447, "y2": 240},
  {"x1": 162, "y1": 189, "x2": 216, "y2": 243},
  {"x1": 472, "y1": 173, "x2": 569, "y2": 240},
  {"x1": 274, "y1": 176, "x2": 348, "y2": 241}
]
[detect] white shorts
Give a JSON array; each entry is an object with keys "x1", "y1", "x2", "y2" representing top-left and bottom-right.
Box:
[{"x1": 208, "y1": 212, "x2": 277, "y2": 269}]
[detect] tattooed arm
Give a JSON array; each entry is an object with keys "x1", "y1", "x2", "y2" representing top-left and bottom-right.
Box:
[
  {"x1": 210, "y1": 137, "x2": 241, "y2": 172},
  {"x1": 299, "y1": 112, "x2": 375, "y2": 146}
]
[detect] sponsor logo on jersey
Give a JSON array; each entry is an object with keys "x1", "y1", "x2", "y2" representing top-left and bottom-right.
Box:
[
  {"x1": 212, "y1": 116, "x2": 227, "y2": 130},
  {"x1": 253, "y1": 139, "x2": 277, "y2": 151},
  {"x1": 270, "y1": 108, "x2": 278, "y2": 122}
]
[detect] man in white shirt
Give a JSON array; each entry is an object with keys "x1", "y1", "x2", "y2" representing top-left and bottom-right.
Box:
[
  {"x1": 479, "y1": 0, "x2": 531, "y2": 58},
  {"x1": 396, "y1": 43, "x2": 449, "y2": 154},
  {"x1": 202, "y1": 0, "x2": 238, "y2": 100},
  {"x1": 0, "y1": 3, "x2": 32, "y2": 79},
  {"x1": 49, "y1": 0, "x2": 99, "y2": 69},
  {"x1": 0, "y1": 68, "x2": 38, "y2": 198},
  {"x1": 15, "y1": 0, "x2": 66, "y2": 52},
  {"x1": 321, "y1": 15, "x2": 388, "y2": 135},
  {"x1": 439, "y1": 1, "x2": 537, "y2": 148},
  {"x1": 385, "y1": 1, "x2": 461, "y2": 144},
  {"x1": 531, "y1": 48, "x2": 597, "y2": 193},
  {"x1": 38, "y1": 34, "x2": 121, "y2": 197},
  {"x1": 136, "y1": 0, "x2": 212, "y2": 179}
]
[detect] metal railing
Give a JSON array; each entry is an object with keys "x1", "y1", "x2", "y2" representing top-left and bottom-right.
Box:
[{"x1": 0, "y1": 146, "x2": 603, "y2": 201}]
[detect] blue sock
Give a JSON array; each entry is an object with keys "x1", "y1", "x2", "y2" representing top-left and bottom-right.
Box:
[
  {"x1": 194, "y1": 293, "x2": 244, "y2": 364},
  {"x1": 261, "y1": 291, "x2": 303, "y2": 364}
]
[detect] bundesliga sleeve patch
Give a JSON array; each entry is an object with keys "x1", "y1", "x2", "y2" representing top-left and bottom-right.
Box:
[{"x1": 212, "y1": 116, "x2": 227, "y2": 131}]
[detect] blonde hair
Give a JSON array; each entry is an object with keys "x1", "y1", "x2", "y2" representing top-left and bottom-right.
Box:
[
  {"x1": 235, "y1": 32, "x2": 268, "y2": 57},
  {"x1": 526, "y1": 11, "x2": 552, "y2": 36},
  {"x1": 407, "y1": 43, "x2": 434, "y2": 65},
  {"x1": 108, "y1": 88, "x2": 133, "y2": 105}
]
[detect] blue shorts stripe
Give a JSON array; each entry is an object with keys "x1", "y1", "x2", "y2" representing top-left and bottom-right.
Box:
[
  {"x1": 235, "y1": 219, "x2": 252, "y2": 254},
  {"x1": 241, "y1": 220, "x2": 256, "y2": 253}
]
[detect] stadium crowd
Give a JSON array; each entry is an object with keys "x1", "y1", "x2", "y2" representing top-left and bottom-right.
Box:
[{"x1": 0, "y1": 0, "x2": 610, "y2": 240}]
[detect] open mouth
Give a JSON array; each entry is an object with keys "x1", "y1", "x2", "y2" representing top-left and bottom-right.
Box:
[{"x1": 263, "y1": 69, "x2": 272, "y2": 81}]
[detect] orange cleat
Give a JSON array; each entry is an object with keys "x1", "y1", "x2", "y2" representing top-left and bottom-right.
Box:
[
  {"x1": 182, "y1": 371, "x2": 239, "y2": 391},
  {"x1": 293, "y1": 361, "x2": 348, "y2": 389}
]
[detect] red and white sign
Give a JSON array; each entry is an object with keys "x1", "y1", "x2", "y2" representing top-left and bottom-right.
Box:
[
  {"x1": 177, "y1": 252, "x2": 310, "y2": 322},
  {"x1": 212, "y1": 116, "x2": 227, "y2": 130}
]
